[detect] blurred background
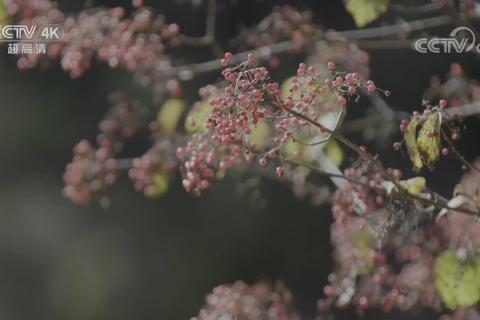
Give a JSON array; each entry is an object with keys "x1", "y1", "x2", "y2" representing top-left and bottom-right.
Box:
[{"x1": 1, "y1": 0, "x2": 480, "y2": 319}]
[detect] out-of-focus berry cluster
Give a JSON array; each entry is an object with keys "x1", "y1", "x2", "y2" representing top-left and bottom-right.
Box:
[{"x1": 192, "y1": 280, "x2": 302, "y2": 320}]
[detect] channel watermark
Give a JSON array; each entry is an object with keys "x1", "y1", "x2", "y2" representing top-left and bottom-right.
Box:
[
  {"x1": 0, "y1": 24, "x2": 64, "y2": 55},
  {"x1": 415, "y1": 27, "x2": 477, "y2": 53}
]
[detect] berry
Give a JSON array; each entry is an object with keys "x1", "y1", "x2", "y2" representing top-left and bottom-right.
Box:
[
  {"x1": 368, "y1": 84, "x2": 376, "y2": 91},
  {"x1": 327, "y1": 62, "x2": 335, "y2": 69},
  {"x1": 276, "y1": 167, "x2": 284, "y2": 176},
  {"x1": 260, "y1": 159, "x2": 267, "y2": 166},
  {"x1": 439, "y1": 99, "x2": 447, "y2": 107},
  {"x1": 132, "y1": 0, "x2": 144, "y2": 8},
  {"x1": 393, "y1": 169, "x2": 402, "y2": 179},
  {"x1": 225, "y1": 52, "x2": 233, "y2": 60},
  {"x1": 324, "y1": 285, "x2": 334, "y2": 297},
  {"x1": 376, "y1": 196, "x2": 385, "y2": 206},
  {"x1": 442, "y1": 148, "x2": 449, "y2": 156},
  {"x1": 293, "y1": 151, "x2": 300, "y2": 157},
  {"x1": 221, "y1": 59, "x2": 228, "y2": 66}
]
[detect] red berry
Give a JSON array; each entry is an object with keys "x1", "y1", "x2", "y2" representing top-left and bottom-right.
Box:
[
  {"x1": 439, "y1": 99, "x2": 447, "y2": 107},
  {"x1": 132, "y1": 0, "x2": 144, "y2": 8},
  {"x1": 359, "y1": 146, "x2": 367, "y2": 153},
  {"x1": 393, "y1": 169, "x2": 402, "y2": 179},
  {"x1": 260, "y1": 159, "x2": 267, "y2": 166},
  {"x1": 225, "y1": 52, "x2": 233, "y2": 60},
  {"x1": 452, "y1": 131, "x2": 460, "y2": 140},
  {"x1": 442, "y1": 148, "x2": 449, "y2": 156},
  {"x1": 376, "y1": 196, "x2": 385, "y2": 206},
  {"x1": 324, "y1": 285, "x2": 333, "y2": 297},
  {"x1": 276, "y1": 167, "x2": 284, "y2": 176},
  {"x1": 327, "y1": 62, "x2": 335, "y2": 69}
]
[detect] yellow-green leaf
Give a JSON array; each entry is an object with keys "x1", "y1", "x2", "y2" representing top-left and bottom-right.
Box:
[
  {"x1": 151, "y1": 172, "x2": 169, "y2": 197},
  {"x1": 157, "y1": 99, "x2": 187, "y2": 133},
  {"x1": 0, "y1": 1, "x2": 11, "y2": 42},
  {"x1": 405, "y1": 117, "x2": 423, "y2": 172},
  {"x1": 434, "y1": 250, "x2": 480, "y2": 310},
  {"x1": 417, "y1": 111, "x2": 441, "y2": 170},
  {"x1": 184, "y1": 100, "x2": 212, "y2": 133},
  {"x1": 381, "y1": 177, "x2": 425, "y2": 196},
  {"x1": 345, "y1": 0, "x2": 389, "y2": 28},
  {"x1": 401, "y1": 177, "x2": 426, "y2": 196},
  {"x1": 247, "y1": 120, "x2": 271, "y2": 151},
  {"x1": 325, "y1": 139, "x2": 345, "y2": 167}
]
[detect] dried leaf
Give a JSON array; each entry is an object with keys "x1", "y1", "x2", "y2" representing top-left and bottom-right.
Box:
[
  {"x1": 345, "y1": 0, "x2": 389, "y2": 28},
  {"x1": 417, "y1": 111, "x2": 441, "y2": 170},
  {"x1": 436, "y1": 195, "x2": 470, "y2": 222},
  {"x1": 381, "y1": 181, "x2": 395, "y2": 195},
  {"x1": 405, "y1": 117, "x2": 423, "y2": 172}
]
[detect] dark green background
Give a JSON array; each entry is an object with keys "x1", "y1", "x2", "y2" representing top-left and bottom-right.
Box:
[{"x1": 0, "y1": 0, "x2": 479, "y2": 319}]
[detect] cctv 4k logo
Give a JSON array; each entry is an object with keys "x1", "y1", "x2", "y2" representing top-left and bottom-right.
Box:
[
  {"x1": 415, "y1": 27, "x2": 478, "y2": 53},
  {"x1": 0, "y1": 24, "x2": 64, "y2": 42}
]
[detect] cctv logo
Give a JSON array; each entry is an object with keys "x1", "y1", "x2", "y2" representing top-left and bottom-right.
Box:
[
  {"x1": 415, "y1": 27, "x2": 476, "y2": 53},
  {"x1": 0, "y1": 24, "x2": 64, "y2": 42}
]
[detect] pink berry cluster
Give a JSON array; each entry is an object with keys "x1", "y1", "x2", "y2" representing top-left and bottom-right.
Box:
[
  {"x1": 176, "y1": 132, "x2": 255, "y2": 197},
  {"x1": 316, "y1": 38, "x2": 373, "y2": 80},
  {"x1": 10, "y1": 0, "x2": 181, "y2": 74},
  {"x1": 62, "y1": 139, "x2": 117, "y2": 206},
  {"x1": 99, "y1": 92, "x2": 149, "y2": 144},
  {"x1": 8, "y1": 0, "x2": 185, "y2": 105},
  {"x1": 202, "y1": 57, "x2": 383, "y2": 180},
  {"x1": 128, "y1": 140, "x2": 179, "y2": 197},
  {"x1": 62, "y1": 93, "x2": 151, "y2": 205},
  {"x1": 192, "y1": 280, "x2": 302, "y2": 320},
  {"x1": 233, "y1": 5, "x2": 319, "y2": 54},
  {"x1": 425, "y1": 62, "x2": 480, "y2": 111},
  {"x1": 321, "y1": 155, "x2": 480, "y2": 317}
]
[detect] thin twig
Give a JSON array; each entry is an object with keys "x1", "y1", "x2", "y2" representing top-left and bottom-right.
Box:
[
  {"x1": 162, "y1": 11, "x2": 480, "y2": 78},
  {"x1": 440, "y1": 127, "x2": 480, "y2": 174}
]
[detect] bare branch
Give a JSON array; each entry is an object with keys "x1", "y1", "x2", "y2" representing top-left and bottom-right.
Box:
[{"x1": 388, "y1": 3, "x2": 440, "y2": 14}]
